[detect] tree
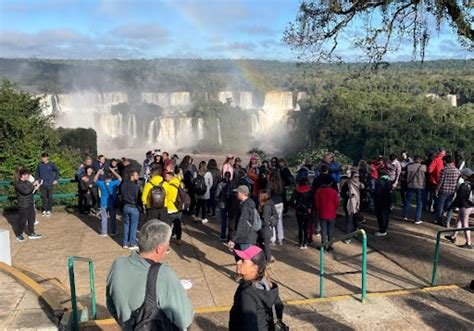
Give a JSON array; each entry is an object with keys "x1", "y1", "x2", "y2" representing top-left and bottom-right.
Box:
[{"x1": 284, "y1": 1, "x2": 473, "y2": 64}]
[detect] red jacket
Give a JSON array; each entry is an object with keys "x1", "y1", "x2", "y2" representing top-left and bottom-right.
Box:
[
  {"x1": 315, "y1": 186, "x2": 339, "y2": 220},
  {"x1": 428, "y1": 152, "x2": 445, "y2": 185}
]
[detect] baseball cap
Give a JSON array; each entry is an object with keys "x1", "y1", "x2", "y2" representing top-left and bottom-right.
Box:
[
  {"x1": 234, "y1": 245, "x2": 263, "y2": 261},
  {"x1": 233, "y1": 185, "x2": 249, "y2": 195},
  {"x1": 461, "y1": 168, "x2": 473, "y2": 177}
]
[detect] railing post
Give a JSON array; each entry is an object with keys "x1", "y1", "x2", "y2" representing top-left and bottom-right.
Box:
[
  {"x1": 431, "y1": 232, "x2": 442, "y2": 286},
  {"x1": 320, "y1": 246, "x2": 325, "y2": 298},
  {"x1": 360, "y1": 229, "x2": 367, "y2": 303},
  {"x1": 88, "y1": 260, "x2": 97, "y2": 320},
  {"x1": 68, "y1": 257, "x2": 79, "y2": 331}
]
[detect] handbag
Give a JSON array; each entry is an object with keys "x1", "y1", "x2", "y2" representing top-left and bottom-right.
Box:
[{"x1": 272, "y1": 304, "x2": 289, "y2": 331}]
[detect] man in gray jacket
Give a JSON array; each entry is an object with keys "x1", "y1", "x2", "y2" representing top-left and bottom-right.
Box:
[
  {"x1": 228, "y1": 185, "x2": 258, "y2": 252},
  {"x1": 106, "y1": 220, "x2": 194, "y2": 330},
  {"x1": 402, "y1": 155, "x2": 426, "y2": 224}
]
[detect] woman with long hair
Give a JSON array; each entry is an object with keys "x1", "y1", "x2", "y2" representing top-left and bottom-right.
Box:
[
  {"x1": 179, "y1": 155, "x2": 195, "y2": 213},
  {"x1": 292, "y1": 177, "x2": 314, "y2": 249},
  {"x1": 207, "y1": 158, "x2": 221, "y2": 217},
  {"x1": 229, "y1": 246, "x2": 286, "y2": 331},
  {"x1": 258, "y1": 190, "x2": 277, "y2": 263},
  {"x1": 194, "y1": 161, "x2": 213, "y2": 224},
  {"x1": 267, "y1": 169, "x2": 284, "y2": 246},
  {"x1": 221, "y1": 154, "x2": 235, "y2": 180},
  {"x1": 340, "y1": 170, "x2": 364, "y2": 244}
]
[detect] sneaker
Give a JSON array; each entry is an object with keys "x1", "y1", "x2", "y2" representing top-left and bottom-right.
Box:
[
  {"x1": 269, "y1": 256, "x2": 276, "y2": 263},
  {"x1": 28, "y1": 233, "x2": 42, "y2": 239},
  {"x1": 110, "y1": 232, "x2": 118, "y2": 237},
  {"x1": 315, "y1": 232, "x2": 321, "y2": 237},
  {"x1": 343, "y1": 239, "x2": 351, "y2": 244},
  {"x1": 277, "y1": 240, "x2": 283, "y2": 246},
  {"x1": 375, "y1": 232, "x2": 387, "y2": 237},
  {"x1": 444, "y1": 235, "x2": 456, "y2": 244},
  {"x1": 122, "y1": 245, "x2": 129, "y2": 249},
  {"x1": 414, "y1": 220, "x2": 422, "y2": 225},
  {"x1": 16, "y1": 235, "x2": 25, "y2": 242},
  {"x1": 99, "y1": 233, "x2": 108, "y2": 237},
  {"x1": 42, "y1": 211, "x2": 47, "y2": 217},
  {"x1": 128, "y1": 245, "x2": 139, "y2": 251},
  {"x1": 303, "y1": 245, "x2": 308, "y2": 249},
  {"x1": 459, "y1": 243, "x2": 472, "y2": 249},
  {"x1": 201, "y1": 218, "x2": 209, "y2": 224},
  {"x1": 166, "y1": 248, "x2": 171, "y2": 254},
  {"x1": 403, "y1": 217, "x2": 408, "y2": 222},
  {"x1": 34, "y1": 220, "x2": 39, "y2": 225},
  {"x1": 299, "y1": 245, "x2": 305, "y2": 249},
  {"x1": 46, "y1": 211, "x2": 51, "y2": 217}
]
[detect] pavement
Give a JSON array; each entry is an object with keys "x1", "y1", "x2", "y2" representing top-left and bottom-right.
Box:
[{"x1": 0, "y1": 205, "x2": 473, "y2": 330}]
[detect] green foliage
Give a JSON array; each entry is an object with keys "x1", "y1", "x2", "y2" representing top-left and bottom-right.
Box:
[
  {"x1": 56, "y1": 127, "x2": 97, "y2": 158},
  {"x1": 290, "y1": 148, "x2": 352, "y2": 167},
  {"x1": 247, "y1": 147, "x2": 268, "y2": 162}
]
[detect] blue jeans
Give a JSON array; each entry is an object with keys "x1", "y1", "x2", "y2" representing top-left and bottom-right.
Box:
[
  {"x1": 220, "y1": 207, "x2": 228, "y2": 239},
  {"x1": 123, "y1": 204, "x2": 140, "y2": 246},
  {"x1": 403, "y1": 188, "x2": 424, "y2": 221},
  {"x1": 434, "y1": 193, "x2": 454, "y2": 225},
  {"x1": 100, "y1": 206, "x2": 116, "y2": 235}
]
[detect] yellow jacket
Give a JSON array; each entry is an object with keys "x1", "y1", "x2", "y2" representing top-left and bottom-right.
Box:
[
  {"x1": 165, "y1": 177, "x2": 182, "y2": 214},
  {"x1": 142, "y1": 175, "x2": 164, "y2": 208}
]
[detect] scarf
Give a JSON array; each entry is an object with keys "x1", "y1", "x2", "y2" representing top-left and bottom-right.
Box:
[{"x1": 347, "y1": 178, "x2": 361, "y2": 215}]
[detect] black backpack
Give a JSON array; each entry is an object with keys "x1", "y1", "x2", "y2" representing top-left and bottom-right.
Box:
[
  {"x1": 130, "y1": 263, "x2": 179, "y2": 331},
  {"x1": 170, "y1": 183, "x2": 191, "y2": 212},
  {"x1": 193, "y1": 175, "x2": 207, "y2": 195},
  {"x1": 148, "y1": 182, "x2": 166, "y2": 209}
]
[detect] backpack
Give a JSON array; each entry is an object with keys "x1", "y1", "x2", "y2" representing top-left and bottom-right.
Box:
[
  {"x1": 170, "y1": 183, "x2": 191, "y2": 212},
  {"x1": 148, "y1": 182, "x2": 166, "y2": 209},
  {"x1": 251, "y1": 208, "x2": 262, "y2": 232},
  {"x1": 210, "y1": 169, "x2": 221, "y2": 191},
  {"x1": 130, "y1": 263, "x2": 179, "y2": 331},
  {"x1": 193, "y1": 175, "x2": 207, "y2": 195},
  {"x1": 269, "y1": 204, "x2": 279, "y2": 227}
]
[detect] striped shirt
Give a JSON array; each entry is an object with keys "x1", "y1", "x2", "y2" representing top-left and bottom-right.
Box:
[{"x1": 438, "y1": 164, "x2": 460, "y2": 195}]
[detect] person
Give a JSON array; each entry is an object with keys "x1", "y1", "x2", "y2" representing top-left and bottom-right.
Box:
[
  {"x1": 247, "y1": 155, "x2": 260, "y2": 202},
  {"x1": 340, "y1": 170, "x2": 363, "y2": 243},
  {"x1": 454, "y1": 150, "x2": 465, "y2": 170},
  {"x1": 295, "y1": 159, "x2": 311, "y2": 183},
  {"x1": 179, "y1": 155, "x2": 196, "y2": 214},
  {"x1": 194, "y1": 161, "x2": 213, "y2": 224},
  {"x1": 292, "y1": 177, "x2": 313, "y2": 249},
  {"x1": 387, "y1": 153, "x2": 402, "y2": 208},
  {"x1": 142, "y1": 167, "x2": 168, "y2": 222},
  {"x1": 373, "y1": 169, "x2": 392, "y2": 237},
  {"x1": 78, "y1": 170, "x2": 94, "y2": 215},
  {"x1": 424, "y1": 152, "x2": 437, "y2": 213},
  {"x1": 228, "y1": 185, "x2": 258, "y2": 252},
  {"x1": 357, "y1": 160, "x2": 372, "y2": 211},
  {"x1": 434, "y1": 155, "x2": 460, "y2": 226},
  {"x1": 258, "y1": 190, "x2": 277, "y2": 263},
  {"x1": 316, "y1": 152, "x2": 332, "y2": 176},
  {"x1": 428, "y1": 148, "x2": 446, "y2": 192},
  {"x1": 267, "y1": 169, "x2": 284, "y2": 246},
  {"x1": 121, "y1": 170, "x2": 142, "y2": 250},
  {"x1": 279, "y1": 158, "x2": 294, "y2": 214},
  {"x1": 14, "y1": 168, "x2": 42, "y2": 241},
  {"x1": 216, "y1": 171, "x2": 233, "y2": 241},
  {"x1": 222, "y1": 154, "x2": 235, "y2": 180},
  {"x1": 150, "y1": 154, "x2": 163, "y2": 171},
  {"x1": 399, "y1": 151, "x2": 413, "y2": 206},
  {"x1": 35, "y1": 152, "x2": 59, "y2": 216},
  {"x1": 315, "y1": 175, "x2": 339, "y2": 251},
  {"x1": 142, "y1": 151, "x2": 154, "y2": 183},
  {"x1": 164, "y1": 169, "x2": 184, "y2": 245},
  {"x1": 312, "y1": 165, "x2": 337, "y2": 191},
  {"x1": 162, "y1": 151, "x2": 172, "y2": 173},
  {"x1": 445, "y1": 168, "x2": 473, "y2": 249},
  {"x1": 229, "y1": 246, "x2": 285, "y2": 331},
  {"x1": 106, "y1": 220, "x2": 194, "y2": 330},
  {"x1": 270, "y1": 157, "x2": 279, "y2": 170},
  {"x1": 93, "y1": 155, "x2": 109, "y2": 181},
  {"x1": 75, "y1": 156, "x2": 93, "y2": 181},
  {"x1": 207, "y1": 159, "x2": 221, "y2": 217},
  {"x1": 95, "y1": 168, "x2": 122, "y2": 236},
  {"x1": 120, "y1": 158, "x2": 141, "y2": 182},
  {"x1": 329, "y1": 154, "x2": 341, "y2": 186},
  {"x1": 402, "y1": 155, "x2": 426, "y2": 224}
]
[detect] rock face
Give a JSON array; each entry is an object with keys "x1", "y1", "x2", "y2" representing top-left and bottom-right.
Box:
[{"x1": 40, "y1": 90, "x2": 304, "y2": 152}]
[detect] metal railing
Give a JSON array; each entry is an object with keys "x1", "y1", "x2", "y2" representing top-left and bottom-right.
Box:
[
  {"x1": 68, "y1": 256, "x2": 97, "y2": 331},
  {"x1": 431, "y1": 226, "x2": 474, "y2": 286},
  {"x1": 316, "y1": 229, "x2": 368, "y2": 302},
  {"x1": 0, "y1": 178, "x2": 78, "y2": 202}
]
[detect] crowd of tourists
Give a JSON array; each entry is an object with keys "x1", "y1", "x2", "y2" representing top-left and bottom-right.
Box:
[{"x1": 10, "y1": 147, "x2": 472, "y2": 330}]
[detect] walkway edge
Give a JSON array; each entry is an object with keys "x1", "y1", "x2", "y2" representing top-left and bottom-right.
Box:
[{"x1": 79, "y1": 284, "x2": 462, "y2": 327}]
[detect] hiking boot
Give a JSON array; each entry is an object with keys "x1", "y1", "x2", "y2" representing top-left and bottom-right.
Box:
[
  {"x1": 414, "y1": 220, "x2": 422, "y2": 225},
  {"x1": 459, "y1": 243, "x2": 472, "y2": 249},
  {"x1": 444, "y1": 235, "x2": 456, "y2": 244},
  {"x1": 16, "y1": 235, "x2": 25, "y2": 242},
  {"x1": 375, "y1": 231, "x2": 387, "y2": 237},
  {"x1": 28, "y1": 233, "x2": 42, "y2": 240}
]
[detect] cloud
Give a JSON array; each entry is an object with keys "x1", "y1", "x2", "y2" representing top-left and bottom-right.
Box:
[
  {"x1": 240, "y1": 25, "x2": 276, "y2": 36},
  {"x1": 0, "y1": 0, "x2": 76, "y2": 13},
  {"x1": 111, "y1": 24, "x2": 169, "y2": 44}
]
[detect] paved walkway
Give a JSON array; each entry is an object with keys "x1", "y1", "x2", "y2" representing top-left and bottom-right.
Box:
[
  {"x1": 0, "y1": 272, "x2": 58, "y2": 330},
  {"x1": 0, "y1": 206, "x2": 473, "y2": 329}
]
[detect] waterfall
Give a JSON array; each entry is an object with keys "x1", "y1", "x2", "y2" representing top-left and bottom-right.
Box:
[
  {"x1": 251, "y1": 114, "x2": 260, "y2": 135},
  {"x1": 147, "y1": 120, "x2": 156, "y2": 144},
  {"x1": 197, "y1": 118, "x2": 204, "y2": 141},
  {"x1": 127, "y1": 114, "x2": 137, "y2": 139},
  {"x1": 216, "y1": 118, "x2": 223, "y2": 145},
  {"x1": 218, "y1": 91, "x2": 233, "y2": 105},
  {"x1": 170, "y1": 92, "x2": 190, "y2": 106},
  {"x1": 157, "y1": 117, "x2": 177, "y2": 146},
  {"x1": 239, "y1": 91, "x2": 253, "y2": 109}
]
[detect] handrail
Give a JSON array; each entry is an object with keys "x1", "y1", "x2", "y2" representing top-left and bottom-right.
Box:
[
  {"x1": 315, "y1": 229, "x2": 367, "y2": 302},
  {"x1": 0, "y1": 178, "x2": 78, "y2": 203},
  {"x1": 431, "y1": 226, "x2": 474, "y2": 286},
  {"x1": 68, "y1": 256, "x2": 97, "y2": 331}
]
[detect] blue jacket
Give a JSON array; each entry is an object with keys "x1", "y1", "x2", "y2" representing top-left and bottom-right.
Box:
[{"x1": 35, "y1": 161, "x2": 59, "y2": 187}]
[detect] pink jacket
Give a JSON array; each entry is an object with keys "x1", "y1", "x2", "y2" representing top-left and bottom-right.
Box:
[{"x1": 221, "y1": 163, "x2": 234, "y2": 180}]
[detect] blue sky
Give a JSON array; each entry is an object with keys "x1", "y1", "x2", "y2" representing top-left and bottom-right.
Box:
[{"x1": 0, "y1": 0, "x2": 471, "y2": 61}]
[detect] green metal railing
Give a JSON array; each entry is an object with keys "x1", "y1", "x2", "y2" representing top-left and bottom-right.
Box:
[
  {"x1": 0, "y1": 178, "x2": 78, "y2": 202},
  {"x1": 431, "y1": 226, "x2": 474, "y2": 286},
  {"x1": 68, "y1": 256, "x2": 97, "y2": 331},
  {"x1": 317, "y1": 229, "x2": 368, "y2": 302}
]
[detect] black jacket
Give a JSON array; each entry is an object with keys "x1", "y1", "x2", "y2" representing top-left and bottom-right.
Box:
[
  {"x1": 232, "y1": 198, "x2": 258, "y2": 244},
  {"x1": 229, "y1": 279, "x2": 284, "y2": 331},
  {"x1": 15, "y1": 180, "x2": 35, "y2": 209},
  {"x1": 120, "y1": 180, "x2": 141, "y2": 207},
  {"x1": 374, "y1": 177, "x2": 392, "y2": 207},
  {"x1": 450, "y1": 181, "x2": 473, "y2": 209}
]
